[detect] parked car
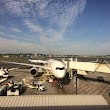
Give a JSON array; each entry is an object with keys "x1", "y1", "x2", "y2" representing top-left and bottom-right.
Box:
[{"x1": 36, "y1": 83, "x2": 46, "y2": 91}]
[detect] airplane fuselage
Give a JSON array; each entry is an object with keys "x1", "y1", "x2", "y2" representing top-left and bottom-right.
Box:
[{"x1": 47, "y1": 59, "x2": 66, "y2": 78}]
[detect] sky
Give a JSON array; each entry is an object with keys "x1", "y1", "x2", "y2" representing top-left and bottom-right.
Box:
[{"x1": 0, "y1": 0, "x2": 110, "y2": 55}]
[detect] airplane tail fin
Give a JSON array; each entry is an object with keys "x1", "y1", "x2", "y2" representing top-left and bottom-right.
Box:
[
  {"x1": 49, "y1": 54, "x2": 52, "y2": 59},
  {"x1": 27, "y1": 55, "x2": 32, "y2": 61}
]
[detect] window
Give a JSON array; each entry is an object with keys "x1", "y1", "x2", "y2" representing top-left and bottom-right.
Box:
[{"x1": 56, "y1": 67, "x2": 65, "y2": 70}]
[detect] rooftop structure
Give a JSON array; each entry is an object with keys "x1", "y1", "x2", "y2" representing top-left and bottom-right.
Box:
[{"x1": 0, "y1": 95, "x2": 109, "y2": 110}]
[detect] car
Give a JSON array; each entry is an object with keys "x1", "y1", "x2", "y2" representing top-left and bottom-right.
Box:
[
  {"x1": 28, "y1": 82, "x2": 37, "y2": 89},
  {"x1": 36, "y1": 83, "x2": 46, "y2": 91}
]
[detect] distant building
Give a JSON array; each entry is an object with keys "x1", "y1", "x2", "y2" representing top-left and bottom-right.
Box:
[
  {"x1": 34, "y1": 53, "x2": 37, "y2": 57},
  {"x1": 3, "y1": 55, "x2": 9, "y2": 58}
]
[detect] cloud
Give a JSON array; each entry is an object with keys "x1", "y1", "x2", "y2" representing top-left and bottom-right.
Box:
[
  {"x1": 24, "y1": 19, "x2": 42, "y2": 32},
  {"x1": 39, "y1": 30, "x2": 64, "y2": 44},
  {"x1": 0, "y1": 31, "x2": 5, "y2": 35},
  {"x1": 0, "y1": 31, "x2": 18, "y2": 39},
  {"x1": 0, "y1": 0, "x2": 88, "y2": 54},
  {"x1": 37, "y1": 0, "x2": 87, "y2": 30},
  {"x1": 0, "y1": 37, "x2": 47, "y2": 54},
  {"x1": 10, "y1": 27, "x2": 21, "y2": 33},
  {"x1": 1, "y1": 35, "x2": 110, "y2": 55},
  {"x1": 36, "y1": 0, "x2": 87, "y2": 43},
  {"x1": 4, "y1": 0, "x2": 23, "y2": 16},
  {"x1": 3, "y1": 0, "x2": 87, "y2": 41},
  {"x1": 56, "y1": 41, "x2": 110, "y2": 55}
]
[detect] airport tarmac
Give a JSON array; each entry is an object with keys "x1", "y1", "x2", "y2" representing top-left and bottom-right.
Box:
[
  {"x1": 0, "y1": 62, "x2": 110, "y2": 105},
  {"x1": 1, "y1": 69, "x2": 61, "y2": 95},
  {"x1": 62, "y1": 72, "x2": 110, "y2": 104}
]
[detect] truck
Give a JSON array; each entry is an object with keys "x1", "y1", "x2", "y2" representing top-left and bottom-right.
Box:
[
  {"x1": 28, "y1": 81, "x2": 46, "y2": 91},
  {"x1": 0, "y1": 85, "x2": 7, "y2": 96},
  {"x1": 0, "y1": 69, "x2": 8, "y2": 78},
  {"x1": 7, "y1": 81, "x2": 23, "y2": 96},
  {"x1": 0, "y1": 67, "x2": 19, "y2": 78}
]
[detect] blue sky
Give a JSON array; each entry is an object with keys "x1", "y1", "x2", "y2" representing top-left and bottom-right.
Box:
[{"x1": 0, "y1": 0, "x2": 110, "y2": 55}]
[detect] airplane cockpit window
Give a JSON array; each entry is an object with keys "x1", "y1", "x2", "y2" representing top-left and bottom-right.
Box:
[{"x1": 56, "y1": 67, "x2": 65, "y2": 70}]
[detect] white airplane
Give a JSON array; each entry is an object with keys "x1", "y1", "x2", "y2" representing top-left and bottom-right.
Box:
[
  {"x1": 90, "y1": 58, "x2": 98, "y2": 62},
  {"x1": 2, "y1": 59, "x2": 66, "y2": 79}
]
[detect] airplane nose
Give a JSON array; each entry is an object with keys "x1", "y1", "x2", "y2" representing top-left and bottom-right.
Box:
[{"x1": 57, "y1": 70, "x2": 66, "y2": 79}]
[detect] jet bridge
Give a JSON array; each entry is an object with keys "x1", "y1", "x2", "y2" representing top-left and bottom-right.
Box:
[
  {"x1": 62, "y1": 58, "x2": 110, "y2": 95},
  {"x1": 63, "y1": 58, "x2": 110, "y2": 76}
]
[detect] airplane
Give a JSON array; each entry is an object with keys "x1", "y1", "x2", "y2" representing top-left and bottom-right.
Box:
[
  {"x1": 90, "y1": 58, "x2": 98, "y2": 62},
  {"x1": 2, "y1": 59, "x2": 66, "y2": 79}
]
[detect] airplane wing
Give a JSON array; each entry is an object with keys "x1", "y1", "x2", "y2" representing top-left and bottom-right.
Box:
[
  {"x1": 28, "y1": 59, "x2": 47, "y2": 64},
  {"x1": 8, "y1": 67, "x2": 19, "y2": 72},
  {"x1": 2, "y1": 61, "x2": 51, "y2": 70}
]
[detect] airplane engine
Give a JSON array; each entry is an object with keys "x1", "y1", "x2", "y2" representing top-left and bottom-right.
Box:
[{"x1": 30, "y1": 67, "x2": 38, "y2": 77}]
